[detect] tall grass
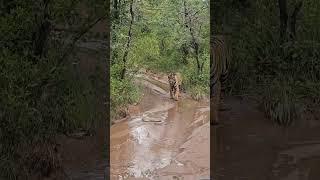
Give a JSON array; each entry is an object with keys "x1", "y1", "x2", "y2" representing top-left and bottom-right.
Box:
[
  {"x1": 0, "y1": 48, "x2": 103, "y2": 178},
  {"x1": 110, "y1": 70, "x2": 141, "y2": 121},
  {"x1": 224, "y1": 0, "x2": 320, "y2": 126},
  {"x1": 181, "y1": 56, "x2": 210, "y2": 100}
]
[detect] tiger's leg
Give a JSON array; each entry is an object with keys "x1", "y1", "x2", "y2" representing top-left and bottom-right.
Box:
[
  {"x1": 174, "y1": 84, "x2": 179, "y2": 101},
  {"x1": 211, "y1": 80, "x2": 221, "y2": 126},
  {"x1": 177, "y1": 84, "x2": 180, "y2": 100},
  {"x1": 172, "y1": 88, "x2": 176, "y2": 100},
  {"x1": 178, "y1": 77, "x2": 182, "y2": 97},
  {"x1": 219, "y1": 88, "x2": 230, "y2": 111},
  {"x1": 219, "y1": 75, "x2": 231, "y2": 111},
  {"x1": 169, "y1": 86, "x2": 173, "y2": 99}
]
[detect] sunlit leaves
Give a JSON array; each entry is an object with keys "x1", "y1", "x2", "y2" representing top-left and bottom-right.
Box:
[{"x1": 110, "y1": 0, "x2": 210, "y2": 109}]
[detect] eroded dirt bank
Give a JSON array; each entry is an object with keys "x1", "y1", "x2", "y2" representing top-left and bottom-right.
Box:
[{"x1": 110, "y1": 73, "x2": 210, "y2": 179}]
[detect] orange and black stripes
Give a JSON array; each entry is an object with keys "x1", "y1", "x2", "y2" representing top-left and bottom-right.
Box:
[
  {"x1": 210, "y1": 35, "x2": 231, "y2": 125},
  {"x1": 210, "y1": 35, "x2": 231, "y2": 97},
  {"x1": 168, "y1": 72, "x2": 182, "y2": 101}
]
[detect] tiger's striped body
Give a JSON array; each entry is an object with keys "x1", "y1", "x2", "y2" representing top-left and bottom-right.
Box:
[
  {"x1": 168, "y1": 72, "x2": 182, "y2": 101},
  {"x1": 211, "y1": 35, "x2": 231, "y2": 125}
]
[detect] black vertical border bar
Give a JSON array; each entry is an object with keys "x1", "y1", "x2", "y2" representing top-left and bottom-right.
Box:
[{"x1": 105, "y1": 0, "x2": 111, "y2": 179}]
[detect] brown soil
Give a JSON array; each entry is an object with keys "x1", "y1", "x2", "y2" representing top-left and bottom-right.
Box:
[
  {"x1": 213, "y1": 96, "x2": 320, "y2": 180},
  {"x1": 110, "y1": 73, "x2": 210, "y2": 179},
  {"x1": 53, "y1": 126, "x2": 106, "y2": 180}
]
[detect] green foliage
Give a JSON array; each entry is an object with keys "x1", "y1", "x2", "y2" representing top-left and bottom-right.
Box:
[
  {"x1": 111, "y1": 0, "x2": 210, "y2": 117},
  {"x1": 110, "y1": 75, "x2": 141, "y2": 120},
  {"x1": 130, "y1": 33, "x2": 161, "y2": 68},
  {"x1": 0, "y1": 0, "x2": 106, "y2": 178},
  {"x1": 263, "y1": 79, "x2": 303, "y2": 126},
  {"x1": 0, "y1": 48, "x2": 103, "y2": 178},
  {"x1": 222, "y1": 0, "x2": 320, "y2": 126},
  {"x1": 0, "y1": 50, "x2": 64, "y2": 178},
  {"x1": 63, "y1": 66, "x2": 100, "y2": 132},
  {"x1": 181, "y1": 54, "x2": 210, "y2": 100}
]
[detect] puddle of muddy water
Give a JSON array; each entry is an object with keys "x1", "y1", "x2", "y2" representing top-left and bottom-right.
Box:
[{"x1": 111, "y1": 75, "x2": 210, "y2": 179}]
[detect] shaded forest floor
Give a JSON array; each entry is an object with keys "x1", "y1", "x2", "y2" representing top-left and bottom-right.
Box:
[
  {"x1": 42, "y1": 127, "x2": 106, "y2": 180},
  {"x1": 213, "y1": 96, "x2": 320, "y2": 180},
  {"x1": 46, "y1": 20, "x2": 108, "y2": 179},
  {"x1": 54, "y1": 126, "x2": 106, "y2": 180}
]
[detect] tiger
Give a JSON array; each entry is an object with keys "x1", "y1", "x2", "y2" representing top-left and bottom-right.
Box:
[
  {"x1": 211, "y1": 35, "x2": 231, "y2": 126},
  {"x1": 168, "y1": 72, "x2": 182, "y2": 101}
]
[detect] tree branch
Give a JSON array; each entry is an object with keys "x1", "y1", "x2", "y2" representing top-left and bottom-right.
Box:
[
  {"x1": 36, "y1": 15, "x2": 107, "y2": 88},
  {"x1": 59, "y1": 15, "x2": 107, "y2": 64},
  {"x1": 120, "y1": 0, "x2": 134, "y2": 79}
]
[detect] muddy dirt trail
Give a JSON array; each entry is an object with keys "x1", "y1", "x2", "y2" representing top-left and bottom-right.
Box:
[
  {"x1": 110, "y1": 73, "x2": 210, "y2": 179},
  {"x1": 213, "y1": 96, "x2": 320, "y2": 180}
]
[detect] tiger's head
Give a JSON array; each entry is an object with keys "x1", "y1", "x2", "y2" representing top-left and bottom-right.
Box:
[{"x1": 168, "y1": 73, "x2": 176, "y2": 86}]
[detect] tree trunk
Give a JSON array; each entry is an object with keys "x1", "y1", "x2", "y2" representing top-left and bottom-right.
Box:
[
  {"x1": 113, "y1": 0, "x2": 120, "y2": 26},
  {"x1": 278, "y1": 0, "x2": 288, "y2": 43},
  {"x1": 182, "y1": 0, "x2": 190, "y2": 31},
  {"x1": 183, "y1": 0, "x2": 202, "y2": 74},
  {"x1": 112, "y1": 0, "x2": 120, "y2": 63},
  {"x1": 194, "y1": 41, "x2": 201, "y2": 74},
  {"x1": 33, "y1": 0, "x2": 51, "y2": 58},
  {"x1": 181, "y1": 43, "x2": 189, "y2": 65},
  {"x1": 120, "y1": 0, "x2": 134, "y2": 79},
  {"x1": 210, "y1": 0, "x2": 214, "y2": 38},
  {"x1": 289, "y1": 1, "x2": 303, "y2": 41}
]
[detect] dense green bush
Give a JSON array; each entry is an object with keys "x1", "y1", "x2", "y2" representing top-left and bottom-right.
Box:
[
  {"x1": 0, "y1": 49, "x2": 102, "y2": 178},
  {"x1": 110, "y1": 0, "x2": 210, "y2": 119},
  {"x1": 0, "y1": 0, "x2": 106, "y2": 178},
  {"x1": 110, "y1": 76, "x2": 141, "y2": 120},
  {"x1": 181, "y1": 55, "x2": 210, "y2": 100},
  {"x1": 263, "y1": 79, "x2": 303, "y2": 126},
  {"x1": 222, "y1": 0, "x2": 320, "y2": 126},
  {"x1": 0, "y1": 50, "x2": 63, "y2": 178}
]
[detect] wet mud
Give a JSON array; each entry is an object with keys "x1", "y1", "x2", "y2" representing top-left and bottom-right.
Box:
[
  {"x1": 110, "y1": 74, "x2": 210, "y2": 179},
  {"x1": 213, "y1": 97, "x2": 320, "y2": 180}
]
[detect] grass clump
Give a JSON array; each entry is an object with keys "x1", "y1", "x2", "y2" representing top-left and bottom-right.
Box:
[{"x1": 263, "y1": 80, "x2": 303, "y2": 126}]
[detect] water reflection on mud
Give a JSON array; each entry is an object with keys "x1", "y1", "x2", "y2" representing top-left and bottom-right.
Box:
[{"x1": 110, "y1": 77, "x2": 210, "y2": 179}]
